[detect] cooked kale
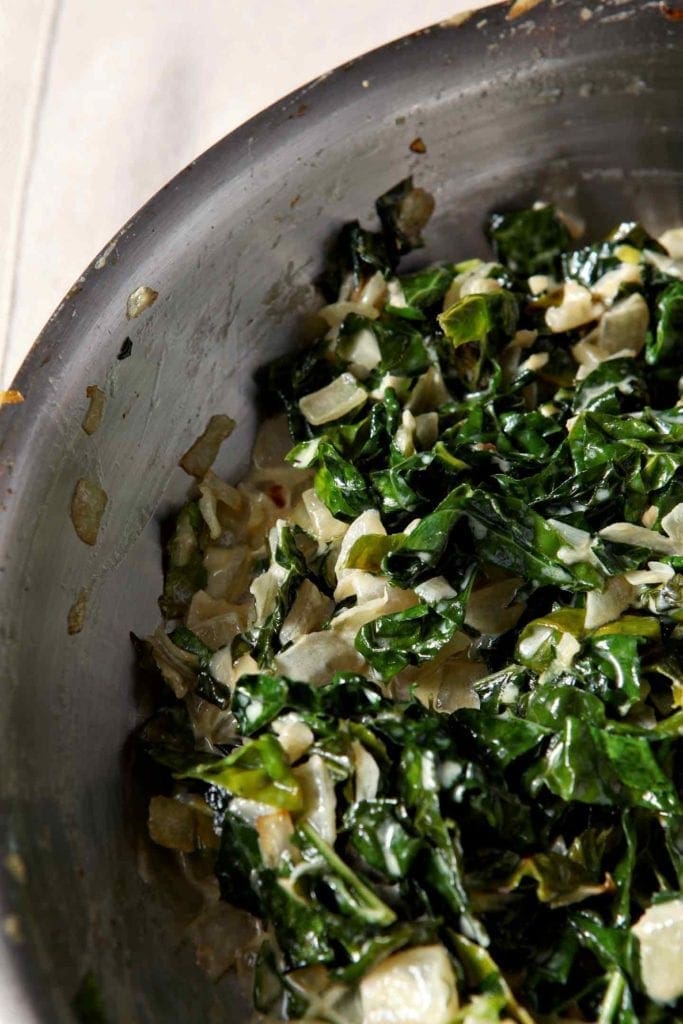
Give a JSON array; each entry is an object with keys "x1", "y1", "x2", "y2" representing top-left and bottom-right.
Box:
[{"x1": 141, "y1": 188, "x2": 683, "y2": 1022}]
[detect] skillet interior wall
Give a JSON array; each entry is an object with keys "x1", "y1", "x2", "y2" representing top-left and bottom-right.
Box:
[{"x1": 0, "y1": 1, "x2": 681, "y2": 1021}]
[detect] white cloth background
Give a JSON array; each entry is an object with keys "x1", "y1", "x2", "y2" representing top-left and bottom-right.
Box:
[{"x1": 0, "y1": 0, "x2": 500, "y2": 387}]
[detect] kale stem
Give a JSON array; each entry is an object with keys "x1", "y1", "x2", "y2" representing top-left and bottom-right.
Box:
[
  {"x1": 299, "y1": 821, "x2": 397, "y2": 926},
  {"x1": 597, "y1": 970, "x2": 625, "y2": 1024}
]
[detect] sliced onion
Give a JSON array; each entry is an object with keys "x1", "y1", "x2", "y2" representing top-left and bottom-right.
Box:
[
  {"x1": 360, "y1": 945, "x2": 459, "y2": 1024},
  {"x1": 250, "y1": 569, "x2": 280, "y2": 625},
  {"x1": 659, "y1": 227, "x2": 683, "y2": 259},
  {"x1": 198, "y1": 482, "x2": 221, "y2": 539},
  {"x1": 250, "y1": 414, "x2": 293, "y2": 470},
  {"x1": 209, "y1": 646, "x2": 233, "y2": 686},
  {"x1": 299, "y1": 373, "x2": 368, "y2": 426},
  {"x1": 229, "y1": 796, "x2": 280, "y2": 826},
  {"x1": 386, "y1": 278, "x2": 408, "y2": 308},
  {"x1": 624, "y1": 561, "x2": 675, "y2": 586},
  {"x1": 643, "y1": 247, "x2": 683, "y2": 280},
  {"x1": 334, "y1": 568, "x2": 389, "y2": 603},
  {"x1": 352, "y1": 741, "x2": 380, "y2": 802},
  {"x1": 591, "y1": 263, "x2": 642, "y2": 303},
  {"x1": 200, "y1": 469, "x2": 241, "y2": 510},
  {"x1": 599, "y1": 521, "x2": 676, "y2": 555},
  {"x1": 81, "y1": 385, "x2": 106, "y2": 435},
  {"x1": 407, "y1": 366, "x2": 450, "y2": 414},
  {"x1": 186, "y1": 590, "x2": 247, "y2": 651},
  {"x1": 414, "y1": 411, "x2": 439, "y2": 449},
  {"x1": 335, "y1": 508, "x2": 385, "y2": 580},
  {"x1": 272, "y1": 713, "x2": 314, "y2": 763},
  {"x1": 147, "y1": 626, "x2": 197, "y2": 698},
  {"x1": 661, "y1": 503, "x2": 683, "y2": 549},
  {"x1": 318, "y1": 300, "x2": 380, "y2": 328},
  {"x1": 442, "y1": 261, "x2": 501, "y2": 309},
  {"x1": 203, "y1": 544, "x2": 251, "y2": 601},
  {"x1": 356, "y1": 271, "x2": 388, "y2": 309},
  {"x1": 584, "y1": 575, "x2": 635, "y2": 630},
  {"x1": 280, "y1": 579, "x2": 334, "y2": 646},
  {"x1": 528, "y1": 275, "x2": 551, "y2": 295},
  {"x1": 632, "y1": 899, "x2": 683, "y2": 1004},
  {"x1": 394, "y1": 409, "x2": 417, "y2": 458},
  {"x1": 330, "y1": 586, "x2": 417, "y2": 640},
  {"x1": 126, "y1": 285, "x2": 158, "y2": 319},
  {"x1": 343, "y1": 327, "x2": 382, "y2": 380},
  {"x1": 415, "y1": 577, "x2": 457, "y2": 604},
  {"x1": 302, "y1": 488, "x2": 347, "y2": 543},
  {"x1": 231, "y1": 652, "x2": 258, "y2": 684},
  {"x1": 256, "y1": 810, "x2": 295, "y2": 868},
  {"x1": 148, "y1": 796, "x2": 196, "y2": 853},
  {"x1": 293, "y1": 754, "x2": 337, "y2": 845},
  {"x1": 274, "y1": 630, "x2": 365, "y2": 685},
  {"x1": 519, "y1": 352, "x2": 549, "y2": 374},
  {"x1": 546, "y1": 281, "x2": 602, "y2": 333},
  {"x1": 465, "y1": 577, "x2": 524, "y2": 635}
]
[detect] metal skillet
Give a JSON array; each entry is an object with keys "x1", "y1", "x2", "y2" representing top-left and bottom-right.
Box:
[{"x1": 0, "y1": 1, "x2": 681, "y2": 1020}]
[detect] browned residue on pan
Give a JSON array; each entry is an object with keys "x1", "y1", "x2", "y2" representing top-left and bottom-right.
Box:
[
  {"x1": 81, "y1": 384, "x2": 106, "y2": 435},
  {"x1": 70, "y1": 477, "x2": 108, "y2": 545},
  {"x1": 67, "y1": 590, "x2": 88, "y2": 635},
  {"x1": 0, "y1": 390, "x2": 24, "y2": 406},
  {"x1": 507, "y1": 0, "x2": 545, "y2": 19}
]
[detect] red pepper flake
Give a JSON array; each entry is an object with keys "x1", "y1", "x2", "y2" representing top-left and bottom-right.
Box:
[
  {"x1": 268, "y1": 484, "x2": 286, "y2": 509},
  {"x1": 409, "y1": 137, "x2": 427, "y2": 154},
  {"x1": 660, "y1": 2, "x2": 683, "y2": 19}
]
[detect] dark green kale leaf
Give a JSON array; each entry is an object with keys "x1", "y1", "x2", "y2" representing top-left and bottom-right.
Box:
[
  {"x1": 355, "y1": 568, "x2": 475, "y2": 680},
  {"x1": 526, "y1": 716, "x2": 680, "y2": 813},
  {"x1": 263, "y1": 341, "x2": 339, "y2": 441},
  {"x1": 71, "y1": 971, "x2": 109, "y2": 1024},
  {"x1": 464, "y1": 490, "x2": 603, "y2": 591},
  {"x1": 561, "y1": 221, "x2": 661, "y2": 289},
  {"x1": 169, "y1": 625, "x2": 231, "y2": 708},
  {"x1": 451, "y1": 708, "x2": 549, "y2": 770},
  {"x1": 375, "y1": 177, "x2": 435, "y2": 264},
  {"x1": 240, "y1": 524, "x2": 309, "y2": 665},
  {"x1": 159, "y1": 502, "x2": 207, "y2": 619},
  {"x1": 400, "y1": 741, "x2": 486, "y2": 943},
  {"x1": 318, "y1": 221, "x2": 393, "y2": 302},
  {"x1": 572, "y1": 358, "x2": 649, "y2": 416},
  {"x1": 318, "y1": 177, "x2": 434, "y2": 299},
  {"x1": 314, "y1": 440, "x2": 375, "y2": 519},
  {"x1": 647, "y1": 280, "x2": 683, "y2": 366},
  {"x1": 486, "y1": 205, "x2": 571, "y2": 277},
  {"x1": 381, "y1": 485, "x2": 472, "y2": 586},
  {"x1": 438, "y1": 291, "x2": 519, "y2": 388},
  {"x1": 177, "y1": 734, "x2": 303, "y2": 811},
  {"x1": 215, "y1": 811, "x2": 264, "y2": 915},
  {"x1": 345, "y1": 799, "x2": 422, "y2": 880},
  {"x1": 397, "y1": 265, "x2": 455, "y2": 311}
]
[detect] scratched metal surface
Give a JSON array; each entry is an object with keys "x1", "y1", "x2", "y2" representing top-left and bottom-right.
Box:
[{"x1": 0, "y1": 1, "x2": 681, "y2": 1021}]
